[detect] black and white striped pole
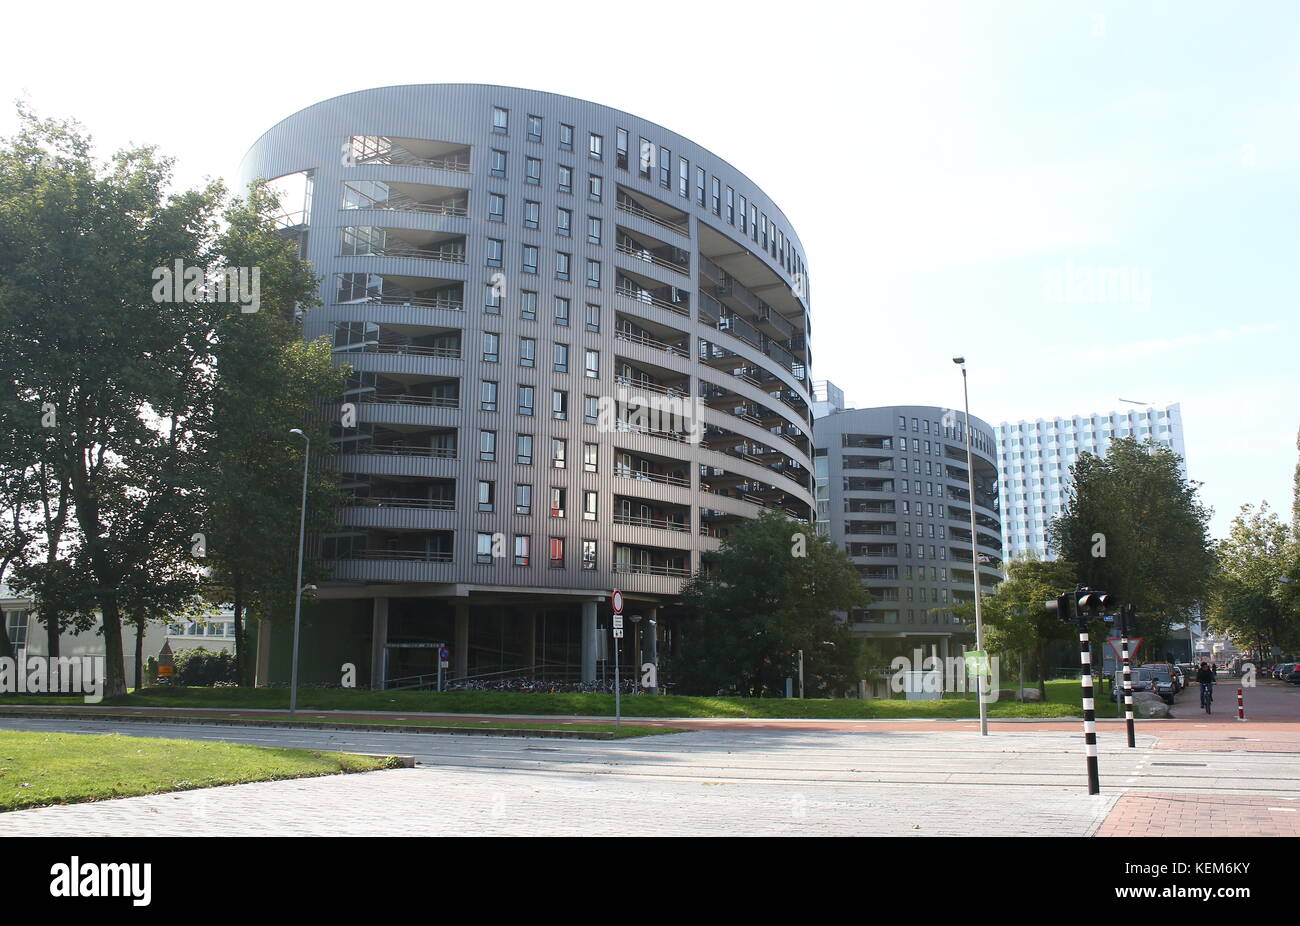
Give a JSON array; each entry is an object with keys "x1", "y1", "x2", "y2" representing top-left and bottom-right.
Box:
[
  {"x1": 1119, "y1": 603, "x2": 1136, "y2": 748},
  {"x1": 1048, "y1": 589, "x2": 1113, "y2": 794}
]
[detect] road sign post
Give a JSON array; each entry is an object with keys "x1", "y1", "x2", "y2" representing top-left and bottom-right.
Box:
[
  {"x1": 1119, "y1": 604, "x2": 1136, "y2": 748},
  {"x1": 611, "y1": 590, "x2": 623, "y2": 729}
]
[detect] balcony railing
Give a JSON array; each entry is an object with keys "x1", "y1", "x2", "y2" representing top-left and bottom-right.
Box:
[
  {"x1": 615, "y1": 195, "x2": 688, "y2": 236},
  {"x1": 616, "y1": 282, "x2": 690, "y2": 317},
  {"x1": 356, "y1": 150, "x2": 471, "y2": 173},
  {"x1": 350, "y1": 442, "x2": 457, "y2": 459},
  {"x1": 338, "y1": 293, "x2": 465, "y2": 311},
  {"x1": 339, "y1": 549, "x2": 454, "y2": 563},
  {"x1": 364, "y1": 392, "x2": 460, "y2": 409},
  {"x1": 335, "y1": 342, "x2": 462, "y2": 360},
  {"x1": 345, "y1": 244, "x2": 466, "y2": 264},
  {"x1": 613, "y1": 512, "x2": 690, "y2": 533},
  {"x1": 614, "y1": 374, "x2": 688, "y2": 398},
  {"x1": 613, "y1": 561, "x2": 691, "y2": 578},
  {"x1": 614, "y1": 466, "x2": 689, "y2": 488},
  {"x1": 616, "y1": 242, "x2": 689, "y2": 276},
  {"x1": 616, "y1": 420, "x2": 690, "y2": 443},
  {"x1": 614, "y1": 327, "x2": 689, "y2": 359},
  {"x1": 347, "y1": 496, "x2": 455, "y2": 511}
]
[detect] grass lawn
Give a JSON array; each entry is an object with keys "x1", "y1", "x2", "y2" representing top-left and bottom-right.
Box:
[
  {"x1": 0, "y1": 729, "x2": 402, "y2": 812},
  {"x1": 0, "y1": 680, "x2": 1118, "y2": 719}
]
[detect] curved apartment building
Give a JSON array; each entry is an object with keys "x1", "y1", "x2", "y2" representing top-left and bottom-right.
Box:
[
  {"x1": 812, "y1": 404, "x2": 1003, "y2": 661},
  {"x1": 239, "y1": 84, "x2": 815, "y2": 687}
]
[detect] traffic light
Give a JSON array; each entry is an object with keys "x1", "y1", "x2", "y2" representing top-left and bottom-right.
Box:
[
  {"x1": 1117, "y1": 603, "x2": 1137, "y2": 637},
  {"x1": 1045, "y1": 593, "x2": 1074, "y2": 624},
  {"x1": 1075, "y1": 589, "x2": 1114, "y2": 618}
]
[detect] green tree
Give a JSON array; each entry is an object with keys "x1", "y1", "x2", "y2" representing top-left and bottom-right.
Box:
[
  {"x1": 1207, "y1": 503, "x2": 1298, "y2": 658},
  {"x1": 673, "y1": 512, "x2": 870, "y2": 696},
  {"x1": 959, "y1": 556, "x2": 1078, "y2": 698},
  {"x1": 1048, "y1": 437, "x2": 1212, "y2": 651},
  {"x1": 0, "y1": 109, "x2": 321, "y2": 695}
]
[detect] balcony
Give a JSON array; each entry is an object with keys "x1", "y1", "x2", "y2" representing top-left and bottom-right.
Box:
[
  {"x1": 616, "y1": 230, "x2": 690, "y2": 276},
  {"x1": 614, "y1": 451, "x2": 690, "y2": 488},
  {"x1": 343, "y1": 179, "x2": 469, "y2": 217},
  {"x1": 613, "y1": 511, "x2": 690, "y2": 533},
  {"x1": 341, "y1": 227, "x2": 467, "y2": 264},
  {"x1": 334, "y1": 273, "x2": 464, "y2": 311},
  {"x1": 616, "y1": 271, "x2": 691, "y2": 317},
  {"x1": 348, "y1": 136, "x2": 471, "y2": 173},
  {"x1": 333, "y1": 321, "x2": 462, "y2": 360},
  {"x1": 614, "y1": 317, "x2": 690, "y2": 360},
  {"x1": 615, "y1": 186, "x2": 689, "y2": 237}
]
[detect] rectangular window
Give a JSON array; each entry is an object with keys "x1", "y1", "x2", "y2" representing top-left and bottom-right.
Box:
[
  {"x1": 552, "y1": 389, "x2": 568, "y2": 420},
  {"x1": 639, "y1": 138, "x2": 653, "y2": 178},
  {"x1": 479, "y1": 430, "x2": 496, "y2": 462},
  {"x1": 555, "y1": 252, "x2": 571, "y2": 280},
  {"x1": 477, "y1": 480, "x2": 494, "y2": 512},
  {"x1": 558, "y1": 165, "x2": 573, "y2": 194},
  {"x1": 520, "y1": 289, "x2": 538, "y2": 321},
  {"x1": 480, "y1": 380, "x2": 498, "y2": 412},
  {"x1": 554, "y1": 296, "x2": 570, "y2": 326},
  {"x1": 584, "y1": 349, "x2": 599, "y2": 378},
  {"x1": 587, "y1": 216, "x2": 602, "y2": 245},
  {"x1": 556, "y1": 207, "x2": 572, "y2": 236},
  {"x1": 739, "y1": 194, "x2": 748, "y2": 233},
  {"x1": 488, "y1": 193, "x2": 505, "y2": 222},
  {"x1": 710, "y1": 176, "x2": 721, "y2": 214},
  {"x1": 490, "y1": 149, "x2": 507, "y2": 178},
  {"x1": 584, "y1": 303, "x2": 600, "y2": 332},
  {"x1": 559, "y1": 123, "x2": 574, "y2": 151},
  {"x1": 678, "y1": 157, "x2": 689, "y2": 197},
  {"x1": 549, "y1": 537, "x2": 565, "y2": 568},
  {"x1": 484, "y1": 283, "x2": 502, "y2": 314},
  {"x1": 522, "y1": 244, "x2": 538, "y2": 274},
  {"x1": 582, "y1": 539, "x2": 597, "y2": 570},
  {"x1": 585, "y1": 259, "x2": 601, "y2": 288},
  {"x1": 725, "y1": 186, "x2": 735, "y2": 224},
  {"x1": 551, "y1": 438, "x2": 567, "y2": 469},
  {"x1": 588, "y1": 133, "x2": 603, "y2": 160},
  {"x1": 514, "y1": 535, "x2": 530, "y2": 567},
  {"x1": 482, "y1": 332, "x2": 500, "y2": 363},
  {"x1": 517, "y1": 384, "x2": 535, "y2": 416},
  {"x1": 519, "y1": 337, "x2": 536, "y2": 367},
  {"x1": 525, "y1": 157, "x2": 542, "y2": 186},
  {"x1": 516, "y1": 434, "x2": 533, "y2": 465},
  {"x1": 587, "y1": 174, "x2": 603, "y2": 202},
  {"x1": 695, "y1": 166, "x2": 706, "y2": 205},
  {"x1": 486, "y1": 238, "x2": 504, "y2": 267},
  {"x1": 476, "y1": 532, "x2": 495, "y2": 565},
  {"x1": 749, "y1": 204, "x2": 758, "y2": 240},
  {"x1": 549, "y1": 487, "x2": 566, "y2": 518},
  {"x1": 616, "y1": 128, "x2": 629, "y2": 169},
  {"x1": 583, "y1": 442, "x2": 598, "y2": 472},
  {"x1": 583, "y1": 490, "x2": 598, "y2": 521},
  {"x1": 527, "y1": 114, "x2": 542, "y2": 142},
  {"x1": 584, "y1": 395, "x2": 600, "y2": 425},
  {"x1": 492, "y1": 107, "x2": 509, "y2": 134},
  {"x1": 553, "y1": 342, "x2": 569, "y2": 373},
  {"x1": 523, "y1": 200, "x2": 539, "y2": 229},
  {"x1": 659, "y1": 146, "x2": 671, "y2": 187}
]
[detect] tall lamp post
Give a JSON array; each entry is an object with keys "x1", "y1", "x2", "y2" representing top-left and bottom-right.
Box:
[
  {"x1": 288, "y1": 429, "x2": 313, "y2": 715},
  {"x1": 953, "y1": 357, "x2": 988, "y2": 736}
]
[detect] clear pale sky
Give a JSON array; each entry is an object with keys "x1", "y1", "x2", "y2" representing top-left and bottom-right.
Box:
[{"x1": 3, "y1": 0, "x2": 1296, "y2": 539}]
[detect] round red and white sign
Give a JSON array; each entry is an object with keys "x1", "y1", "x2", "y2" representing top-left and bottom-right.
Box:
[{"x1": 611, "y1": 590, "x2": 624, "y2": 614}]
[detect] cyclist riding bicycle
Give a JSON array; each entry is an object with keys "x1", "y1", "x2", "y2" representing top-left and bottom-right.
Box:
[{"x1": 1196, "y1": 661, "x2": 1214, "y2": 711}]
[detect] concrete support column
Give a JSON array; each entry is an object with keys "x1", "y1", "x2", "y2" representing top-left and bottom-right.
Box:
[
  {"x1": 526, "y1": 610, "x2": 537, "y2": 675},
  {"x1": 370, "y1": 598, "x2": 389, "y2": 691},
  {"x1": 454, "y1": 604, "x2": 469, "y2": 678},
  {"x1": 646, "y1": 606, "x2": 660, "y2": 694},
  {"x1": 581, "y1": 600, "x2": 597, "y2": 683}
]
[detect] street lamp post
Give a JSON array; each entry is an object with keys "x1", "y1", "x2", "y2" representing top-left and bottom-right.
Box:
[
  {"x1": 288, "y1": 429, "x2": 312, "y2": 715},
  {"x1": 953, "y1": 357, "x2": 989, "y2": 736}
]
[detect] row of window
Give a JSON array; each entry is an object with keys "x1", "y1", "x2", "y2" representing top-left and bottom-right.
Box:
[
  {"x1": 476, "y1": 432, "x2": 596, "y2": 469},
  {"x1": 475, "y1": 482, "x2": 600, "y2": 520},
  {"x1": 484, "y1": 240, "x2": 604, "y2": 287},
  {"x1": 486, "y1": 195, "x2": 606, "y2": 243},
  {"x1": 898, "y1": 414, "x2": 992, "y2": 455},
  {"x1": 476, "y1": 532, "x2": 597, "y2": 569},
  {"x1": 490, "y1": 105, "x2": 806, "y2": 287},
  {"x1": 480, "y1": 290, "x2": 602, "y2": 329},
  {"x1": 480, "y1": 334, "x2": 601, "y2": 376},
  {"x1": 478, "y1": 384, "x2": 604, "y2": 423}
]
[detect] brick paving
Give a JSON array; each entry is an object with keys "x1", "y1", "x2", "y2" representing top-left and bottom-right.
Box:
[{"x1": 1096, "y1": 792, "x2": 1300, "y2": 837}]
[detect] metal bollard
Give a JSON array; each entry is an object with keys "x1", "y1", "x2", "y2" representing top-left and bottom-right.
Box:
[{"x1": 1237, "y1": 687, "x2": 1246, "y2": 721}]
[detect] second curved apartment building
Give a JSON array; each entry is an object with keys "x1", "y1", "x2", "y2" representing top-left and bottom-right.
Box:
[{"x1": 239, "y1": 84, "x2": 815, "y2": 687}]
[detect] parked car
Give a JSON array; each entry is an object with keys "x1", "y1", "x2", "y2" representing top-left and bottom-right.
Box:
[
  {"x1": 1171, "y1": 666, "x2": 1188, "y2": 691},
  {"x1": 1144, "y1": 663, "x2": 1181, "y2": 695},
  {"x1": 1139, "y1": 665, "x2": 1178, "y2": 703},
  {"x1": 1279, "y1": 664, "x2": 1300, "y2": 684}
]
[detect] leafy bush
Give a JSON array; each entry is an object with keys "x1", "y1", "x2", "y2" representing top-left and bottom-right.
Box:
[{"x1": 171, "y1": 648, "x2": 239, "y2": 687}]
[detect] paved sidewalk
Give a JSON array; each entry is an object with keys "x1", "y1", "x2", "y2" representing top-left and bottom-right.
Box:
[{"x1": 1097, "y1": 792, "x2": 1300, "y2": 837}]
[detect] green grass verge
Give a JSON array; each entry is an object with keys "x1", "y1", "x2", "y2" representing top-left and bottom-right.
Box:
[
  {"x1": 0, "y1": 680, "x2": 1120, "y2": 719},
  {"x1": 0, "y1": 729, "x2": 402, "y2": 812}
]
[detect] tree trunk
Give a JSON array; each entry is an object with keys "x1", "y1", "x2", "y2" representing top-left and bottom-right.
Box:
[
  {"x1": 100, "y1": 598, "x2": 127, "y2": 699},
  {"x1": 1036, "y1": 642, "x2": 1048, "y2": 700},
  {"x1": 133, "y1": 617, "x2": 145, "y2": 691},
  {"x1": 0, "y1": 618, "x2": 13, "y2": 660},
  {"x1": 46, "y1": 611, "x2": 59, "y2": 661},
  {"x1": 232, "y1": 575, "x2": 245, "y2": 686}
]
